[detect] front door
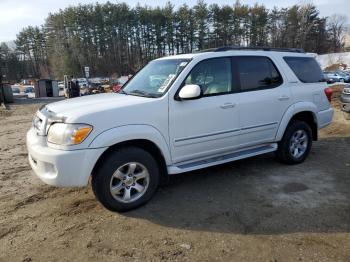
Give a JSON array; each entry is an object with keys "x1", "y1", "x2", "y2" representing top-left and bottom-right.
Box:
[{"x1": 169, "y1": 57, "x2": 240, "y2": 164}]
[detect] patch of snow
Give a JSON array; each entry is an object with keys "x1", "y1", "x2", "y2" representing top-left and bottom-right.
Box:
[{"x1": 316, "y1": 52, "x2": 350, "y2": 70}]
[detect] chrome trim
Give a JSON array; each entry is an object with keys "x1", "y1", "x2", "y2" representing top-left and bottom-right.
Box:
[
  {"x1": 33, "y1": 106, "x2": 66, "y2": 136},
  {"x1": 174, "y1": 122, "x2": 278, "y2": 143},
  {"x1": 241, "y1": 122, "x2": 278, "y2": 131},
  {"x1": 174, "y1": 128, "x2": 240, "y2": 143}
]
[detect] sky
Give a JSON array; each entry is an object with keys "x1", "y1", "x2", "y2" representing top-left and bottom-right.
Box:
[{"x1": 0, "y1": 0, "x2": 349, "y2": 43}]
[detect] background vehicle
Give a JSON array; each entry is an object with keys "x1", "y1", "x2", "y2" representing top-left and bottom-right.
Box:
[
  {"x1": 24, "y1": 86, "x2": 34, "y2": 93},
  {"x1": 112, "y1": 76, "x2": 129, "y2": 93},
  {"x1": 341, "y1": 84, "x2": 350, "y2": 119},
  {"x1": 74, "y1": 78, "x2": 89, "y2": 87},
  {"x1": 58, "y1": 81, "x2": 65, "y2": 96},
  {"x1": 24, "y1": 86, "x2": 35, "y2": 98},
  {"x1": 11, "y1": 86, "x2": 28, "y2": 98},
  {"x1": 87, "y1": 83, "x2": 105, "y2": 95},
  {"x1": 11, "y1": 87, "x2": 20, "y2": 94},
  {"x1": 27, "y1": 47, "x2": 333, "y2": 212},
  {"x1": 58, "y1": 81, "x2": 64, "y2": 90},
  {"x1": 336, "y1": 71, "x2": 350, "y2": 82},
  {"x1": 323, "y1": 73, "x2": 335, "y2": 84},
  {"x1": 325, "y1": 72, "x2": 348, "y2": 82}
]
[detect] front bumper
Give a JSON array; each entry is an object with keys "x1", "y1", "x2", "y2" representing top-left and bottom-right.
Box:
[{"x1": 26, "y1": 128, "x2": 106, "y2": 187}]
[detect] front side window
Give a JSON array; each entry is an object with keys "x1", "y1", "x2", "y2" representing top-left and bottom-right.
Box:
[
  {"x1": 236, "y1": 56, "x2": 283, "y2": 92},
  {"x1": 284, "y1": 56, "x2": 325, "y2": 83},
  {"x1": 184, "y1": 57, "x2": 234, "y2": 96},
  {"x1": 123, "y1": 59, "x2": 190, "y2": 97}
]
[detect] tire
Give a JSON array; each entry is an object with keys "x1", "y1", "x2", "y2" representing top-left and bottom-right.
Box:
[
  {"x1": 275, "y1": 120, "x2": 312, "y2": 165},
  {"x1": 92, "y1": 147, "x2": 160, "y2": 212},
  {"x1": 343, "y1": 111, "x2": 350, "y2": 120}
]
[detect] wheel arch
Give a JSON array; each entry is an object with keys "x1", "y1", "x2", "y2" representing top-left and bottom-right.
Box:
[
  {"x1": 276, "y1": 103, "x2": 318, "y2": 141},
  {"x1": 89, "y1": 125, "x2": 171, "y2": 180},
  {"x1": 92, "y1": 138, "x2": 168, "y2": 181}
]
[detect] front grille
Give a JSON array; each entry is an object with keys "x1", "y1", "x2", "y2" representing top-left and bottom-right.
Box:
[
  {"x1": 32, "y1": 106, "x2": 65, "y2": 136},
  {"x1": 33, "y1": 115, "x2": 43, "y2": 131},
  {"x1": 33, "y1": 108, "x2": 49, "y2": 136}
]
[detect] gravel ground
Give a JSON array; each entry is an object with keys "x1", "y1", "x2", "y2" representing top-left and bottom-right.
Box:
[{"x1": 0, "y1": 91, "x2": 349, "y2": 262}]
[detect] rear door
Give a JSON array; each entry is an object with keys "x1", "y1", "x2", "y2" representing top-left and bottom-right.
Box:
[{"x1": 234, "y1": 56, "x2": 292, "y2": 147}]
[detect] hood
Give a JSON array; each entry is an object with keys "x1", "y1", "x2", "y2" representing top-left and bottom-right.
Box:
[{"x1": 46, "y1": 93, "x2": 153, "y2": 121}]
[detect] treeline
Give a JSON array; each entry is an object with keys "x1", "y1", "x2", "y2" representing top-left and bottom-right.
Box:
[{"x1": 1, "y1": 1, "x2": 348, "y2": 81}]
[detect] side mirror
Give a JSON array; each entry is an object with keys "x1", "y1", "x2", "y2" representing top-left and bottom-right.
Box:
[{"x1": 178, "y1": 84, "x2": 202, "y2": 100}]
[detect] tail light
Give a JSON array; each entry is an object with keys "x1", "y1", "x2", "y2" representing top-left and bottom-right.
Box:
[{"x1": 324, "y1": 87, "x2": 333, "y2": 103}]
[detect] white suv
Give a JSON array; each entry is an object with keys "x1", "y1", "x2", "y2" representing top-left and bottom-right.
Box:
[{"x1": 27, "y1": 47, "x2": 334, "y2": 211}]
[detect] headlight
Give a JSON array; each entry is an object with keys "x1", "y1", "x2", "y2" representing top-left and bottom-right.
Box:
[{"x1": 47, "y1": 123, "x2": 92, "y2": 145}]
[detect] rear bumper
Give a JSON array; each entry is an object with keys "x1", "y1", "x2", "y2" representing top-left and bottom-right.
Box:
[
  {"x1": 341, "y1": 94, "x2": 350, "y2": 112},
  {"x1": 341, "y1": 102, "x2": 350, "y2": 113},
  {"x1": 341, "y1": 94, "x2": 350, "y2": 103},
  {"x1": 26, "y1": 128, "x2": 106, "y2": 187},
  {"x1": 317, "y1": 108, "x2": 333, "y2": 129}
]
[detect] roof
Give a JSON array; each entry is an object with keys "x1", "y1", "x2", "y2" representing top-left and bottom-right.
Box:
[
  {"x1": 200, "y1": 46, "x2": 305, "y2": 53},
  {"x1": 156, "y1": 48, "x2": 313, "y2": 61}
]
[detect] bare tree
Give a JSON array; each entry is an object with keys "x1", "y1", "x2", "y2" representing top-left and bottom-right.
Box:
[{"x1": 328, "y1": 14, "x2": 348, "y2": 52}]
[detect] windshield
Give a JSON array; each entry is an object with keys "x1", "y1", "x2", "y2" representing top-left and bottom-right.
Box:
[{"x1": 122, "y1": 59, "x2": 190, "y2": 97}]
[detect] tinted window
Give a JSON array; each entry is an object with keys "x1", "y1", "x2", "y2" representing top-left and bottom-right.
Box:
[
  {"x1": 236, "y1": 56, "x2": 283, "y2": 92},
  {"x1": 185, "y1": 57, "x2": 234, "y2": 96},
  {"x1": 284, "y1": 57, "x2": 324, "y2": 83}
]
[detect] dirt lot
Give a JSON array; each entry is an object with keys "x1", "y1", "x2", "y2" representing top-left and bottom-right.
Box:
[{"x1": 0, "y1": 89, "x2": 349, "y2": 261}]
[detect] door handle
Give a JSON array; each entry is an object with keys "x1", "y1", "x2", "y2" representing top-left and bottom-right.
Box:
[
  {"x1": 278, "y1": 95, "x2": 290, "y2": 101},
  {"x1": 220, "y1": 103, "x2": 236, "y2": 109}
]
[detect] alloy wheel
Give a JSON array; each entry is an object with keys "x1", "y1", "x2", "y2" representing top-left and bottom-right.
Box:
[
  {"x1": 289, "y1": 129, "x2": 308, "y2": 159},
  {"x1": 109, "y1": 162, "x2": 150, "y2": 203}
]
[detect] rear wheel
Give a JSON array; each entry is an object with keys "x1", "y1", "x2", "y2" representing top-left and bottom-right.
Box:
[
  {"x1": 276, "y1": 120, "x2": 312, "y2": 164},
  {"x1": 92, "y1": 147, "x2": 160, "y2": 212}
]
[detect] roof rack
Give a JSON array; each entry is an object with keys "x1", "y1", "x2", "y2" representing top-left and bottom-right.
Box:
[{"x1": 199, "y1": 46, "x2": 305, "y2": 53}]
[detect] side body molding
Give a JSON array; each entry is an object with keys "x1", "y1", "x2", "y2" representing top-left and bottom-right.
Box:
[
  {"x1": 88, "y1": 125, "x2": 172, "y2": 165},
  {"x1": 275, "y1": 102, "x2": 318, "y2": 141}
]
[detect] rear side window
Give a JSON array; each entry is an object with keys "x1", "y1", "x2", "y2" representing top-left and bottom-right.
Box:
[
  {"x1": 284, "y1": 57, "x2": 324, "y2": 83},
  {"x1": 236, "y1": 56, "x2": 283, "y2": 92}
]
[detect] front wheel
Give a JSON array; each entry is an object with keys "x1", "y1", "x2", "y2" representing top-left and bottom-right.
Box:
[
  {"x1": 92, "y1": 147, "x2": 160, "y2": 212},
  {"x1": 276, "y1": 120, "x2": 312, "y2": 164}
]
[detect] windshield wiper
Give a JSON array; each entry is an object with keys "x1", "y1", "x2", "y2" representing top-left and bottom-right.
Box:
[{"x1": 127, "y1": 89, "x2": 159, "y2": 98}]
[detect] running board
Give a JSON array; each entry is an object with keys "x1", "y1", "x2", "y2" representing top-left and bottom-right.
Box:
[{"x1": 167, "y1": 143, "x2": 277, "y2": 174}]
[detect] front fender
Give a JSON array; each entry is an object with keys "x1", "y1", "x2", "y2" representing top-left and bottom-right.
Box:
[
  {"x1": 275, "y1": 102, "x2": 317, "y2": 141},
  {"x1": 88, "y1": 124, "x2": 172, "y2": 165}
]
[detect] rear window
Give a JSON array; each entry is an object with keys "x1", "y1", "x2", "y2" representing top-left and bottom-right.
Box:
[{"x1": 284, "y1": 57, "x2": 324, "y2": 83}]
